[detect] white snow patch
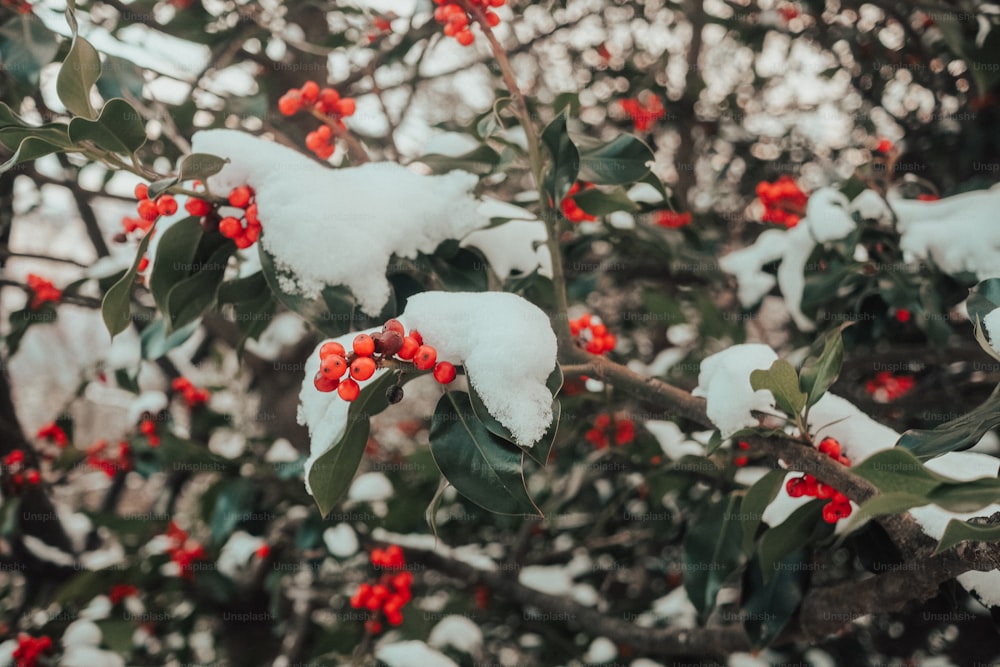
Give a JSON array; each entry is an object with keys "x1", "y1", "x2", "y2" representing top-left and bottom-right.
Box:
[
  {"x1": 428, "y1": 615, "x2": 484, "y2": 654},
  {"x1": 208, "y1": 429, "x2": 247, "y2": 459},
  {"x1": 692, "y1": 344, "x2": 779, "y2": 438},
  {"x1": 323, "y1": 524, "x2": 359, "y2": 558},
  {"x1": 644, "y1": 421, "x2": 704, "y2": 460},
  {"x1": 461, "y1": 219, "x2": 552, "y2": 279},
  {"x1": 126, "y1": 391, "x2": 169, "y2": 425},
  {"x1": 61, "y1": 620, "x2": 101, "y2": 647},
  {"x1": 190, "y1": 130, "x2": 487, "y2": 315},
  {"x1": 216, "y1": 531, "x2": 266, "y2": 578},
  {"x1": 983, "y1": 309, "x2": 1000, "y2": 356},
  {"x1": 348, "y1": 472, "x2": 395, "y2": 502},
  {"x1": 243, "y1": 312, "x2": 309, "y2": 360},
  {"x1": 584, "y1": 637, "x2": 618, "y2": 663},
  {"x1": 376, "y1": 640, "x2": 459, "y2": 667},
  {"x1": 265, "y1": 438, "x2": 300, "y2": 462},
  {"x1": 519, "y1": 565, "x2": 573, "y2": 595}
]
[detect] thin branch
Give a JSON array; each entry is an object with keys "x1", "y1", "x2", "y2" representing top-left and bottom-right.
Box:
[{"x1": 0, "y1": 249, "x2": 89, "y2": 268}]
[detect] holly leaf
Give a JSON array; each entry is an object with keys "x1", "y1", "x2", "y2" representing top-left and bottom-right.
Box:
[
  {"x1": 750, "y1": 359, "x2": 807, "y2": 419},
  {"x1": 101, "y1": 228, "x2": 154, "y2": 338}
]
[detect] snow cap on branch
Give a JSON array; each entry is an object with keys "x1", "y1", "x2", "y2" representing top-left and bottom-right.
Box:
[{"x1": 692, "y1": 344, "x2": 779, "y2": 438}]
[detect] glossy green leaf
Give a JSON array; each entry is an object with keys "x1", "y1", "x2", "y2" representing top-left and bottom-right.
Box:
[
  {"x1": 429, "y1": 391, "x2": 541, "y2": 516},
  {"x1": 851, "y1": 448, "x2": 945, "y2": 494},
  {"x1": 0, "y1": 15, "x2": 60, "y2": 87},
  {"x1": 757, "y1": 500, "x2": 831, "y2": 583},
  {"x1": 68, "y1": 98, "x2": 146, "y2": 154},
  {"x1": 150, "y1": 216, "x2": 203, "y2": 313},
  {"x1": 683, "y1": 494, "x2": 745, "y2": 620},
  {"x1": 308, "y1": 372, "x2": 398, "y2": 517},
  {"x1": 95, "y1": 55, "x2": 145, "y2": 102},
  {"x1": 56, "y1": 29, "x2": 100, "y2": 119},
  {"x1": 541, "y1": 112, "x2": 580, "y2": 203},
  {"x1": 571, "y1": 186, "x2": 640, "y2": 216},
  {"x1": 750, "y1": 359, "x2": 807, "y2": 419},
  {"x1": 139, "y1": 318, "x2": 200, "y2": 360},
  {"x1": 209, "y1": 478, "x2": 256, "y2": 546},
  {"x1": 101, "y1": 229, "x2": 154, "y2": 338},
  {"x1": 147, "y1": 177, "x2": 178, "y2": 199},
  {"x1": 576, "y1": 133, "x2": 654, "y2": 185},
  {"x1": 164, "y1": 242, "x2": 234, "y2": 332},
  {"x1": 740, "y1": 469, "x2": 788, "y2": 553},
  {"x1": 419, "y1": 145, "x2": 500, "y2": 175},
  {"x1": 935, "y1": 519, "x2": 1000, "y2": 555},
  {"x1": 798, "y1": 327, "x2": 844, "y2": 408},
  {"x1": 179, "y1": 153, "x2": 230, "y2": 182},
  {"x1": 742, "y1": 548, "x2": 808, "y2": 648},
  {"x1": 896, "y1": 383, "x2": 1000, "y2": 459}
]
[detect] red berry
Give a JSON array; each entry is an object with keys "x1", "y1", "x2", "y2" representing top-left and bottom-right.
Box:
[
  {"x1": 233, "y1": 232, "x2": 254, "y2": 249},
  {"x1": 818, "y1": 437, "x2": 841, "y2": 458},
  {"x1": 413, "y1": 345, "x2": 437, "y2": 371},
  {"x1": 228, "y1": 186, "x2": 252, "y2": 208},
  {"x1": 26, "y1": 470, "x2": 40, "y2": 485},
  {"x1": 385, "y1": 610, "x2": 403, "y2": 626},
  {"x1": 245, "y1": 203, "x2": 259, "y2": 225},
  {"x1": 379, "y1": 330, "x2": 403, "y2": 357},
  {"x1": 321, "y1": 355, "x2": 348, "y2": 380},
  {"x1": 485, "y1": 10, "x2": 500, "y2": 26},
  {"x1": 364, "y1": 619, "x2": 382, "y2": 634},
  {"x1": 895, "y1": 309, "x2": 911, "y2": 323},
  {"x1": 320, "y1": 341, "x2": 347, "y2": 359},
  {"x1": 816, "y1": 483, "x2": 835, "y2": 499},
  {"x1": 156, "y1": 195, "x2": 178, "y2": 216},
  {"x1": 433, "y1": 361, "x2": 456, "y2": 384},
  {"x1": 137, "y1": 199, "x2": 159, "y2": 222},
  {"x1": 350, "y1": 356, "x2": 377, "y2": 381},
  {"x1": 135, "y1": 183, "x2": 149, "y2": 200},
  {"x1": 409, "y1": 330, "x2": 424, "y2": 346},
  {"x1": 353, "y1": 334, "x2": 376, "y2": 357},
  {"x1": 397, "y1": 336, "x2": 419, "y2": 360},
  {"x1": 456, "y1": 29, "x2": 474, "y2": 45},
  {"x1": 734, "y1": 456, "x2": 748, "y2": 467},
  {"x1": 278, "y1": 90, "x2": 302, "y2": 116},
  {"x1": 383, "y1": 319, "x2": 405, "y2": 336},
  {"x1": 218, "y1": 216, "x2": 242, "y2": 239},
  {"x1": 300, "y1": 80, "x2": 320, "y2": 104},
  {"x1": 786, "y1": 477, "x2": 805, "y2": 498},
  {"x1": 185, "y1": 198, "x2": 212, "y2": 217},
  {"x1": 338, "y1": 378, "x2": 360, "y2": 401}
]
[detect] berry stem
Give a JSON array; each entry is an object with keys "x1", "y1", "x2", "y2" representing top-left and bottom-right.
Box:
[
  {"x1": 308, "y1": 108, "x2": 371, "y2": 164},
  {"x1": 466, "y1": 2, "x2": 573, "y2": 351}
]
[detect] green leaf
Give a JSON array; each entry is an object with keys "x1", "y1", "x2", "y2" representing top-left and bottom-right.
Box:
[
  {"x1": 0, "y1": 15, "x2": 60, "y2": 87},
  {"x1": 0, "y1": 496, "x2": 21, "y2": 540},
  {"x1": 56, "y1": 29, "x2": 101, "y2": 119},
  {"x1": 419, "y1": 145, "x2": 500, "y2": 175},
  {"x1": 935, "y1": 519, "x2": 1000, "y2": 555},
  {"x1": 740, "y1": 469, "x2": 788, "y2": 553},
  {"x1": 209, "y1": 478, "x2": 256, "y2": 546},
  {"x1": 147, "y1": 177, "x2": 178, "y2": 199},
  {"x1": 150, "y1": 216, "x2": 203, "y2": 313},
  {"x1": 850, "y1": 448, "x2": 945, "y2": 495},
  {"x1": 307, "y1": 371, "x2": 398, "y2": 517},
  {"x1": 757, "y1": 500, "x2": 831, "y2": 583},
  {"x1": 576, "y1": 133, "x2": 654, "y2": 185},
  {"x1": 798, "y1": 328, "x2": 844, "y2": 408},
  {"x1": 749, "y1": 359, "x2": 807, "y2": 419},
  {"x1": 95, "y1": 55, "x2": 145, "y2": 102},
  {"x1": 426, "y1": 246, "x2": 488, "y2": 292},
  {"x1": 139, "y1": 318, "x2": 200, "y2": 360},
  {"x1": 0, "y1": 135, "x2": 69, "y2": 174},
  {"x1": 742, "y1": 549, "x2": 808, "y2": 648},
  {"x1": 101, "y1": 229, "x2": 154, "y2": 338},
  {"x1": 682, "y1": 494, "x2": 745, "y2": 620},
  {"x1": 429, "y1": 391, "x2": 541, "y2": 516},
  {"x1": 571, "y1": 186, "x2": 640, "y2": 216},
  {"x1": 179, "y1": 152, "x2": 230, "y2": 182},
  {"x1": 68, "y1": 98, "x2": 146, "y2": 154},
  {"x1": 541, "y1": 112, "x2": 580, "y2": 203},
  {"x1": 896, "y1": 383, "x2": 1000, "y2": 459},
  {"x1": 164, "y1": 242, "x2": 234, "y2": 331}
]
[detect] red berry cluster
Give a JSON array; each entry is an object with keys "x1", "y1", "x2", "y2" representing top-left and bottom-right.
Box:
[
  {"x1": 585, "y1": 413, "x2": 635, "y2": 449},
  {"x1": 734, "y1": 440, "x2": 751, "y2": 467},
  {"x1": 654, "y1": 210, "x2": 693, "y2": 228},
  {"x1": 172, "y1": 377, "x2": 210, "y2": 408},
  {"x1": 778, "y1": 4, "x2": 799, "y2": 21},
  {"x1": 26, "y1": 274, "x2": 61, "y2": 310},
  {"x1": 569, "y1": 313, "x2": 616, "y2": 354},
  {"x1": 560, "y1": 182, "x2": 597, "y2": 223},
  {"x1": 12, "y1": 634, "x2": 52, "y2": 667},
  {"x1": 433, "y1": 0, "x2": 503, "y2": 46},
  {"x1": 215, "y1": 185, "x2": 262, "y2": 249},
  {"x1": 86, "y1": 439, "x2": 132, "y2": 477},
  {"x1": 164, "y1": 521, "x2": 206, "y2": 580},
  {"x1": 2, "y1": 0, "x2": 32, "y2": 15},
  {"x1": 278, "y1": 81, "x2": 357, "y2": 160},
  {"x1": 2, "y1": 449, "x2": 42, "y2": 490},
  {"x1": 108, "y1": 583, "x2": 139, "y2": 605},
  {"x1": 313, "y1": 319, "x2": 457, "y2": 401},
  {"x1": 135, "y1": 183, "x2": 178, "y2": 224},
  {"x1": 139, "y1": 416, "x2": 161, "y2": 448},
  {"x1": 756, "y1": 176, "x2": 808, "y2": 228},
  {"x1": 619, "y1": 94, "x2": 665, "y2": 133},
  {"x1": 785, "y1": 437, "x2": 853, "y2": 523},
  {"x1": 36, "y1": 422, "x2": 68, "y2": 447},
  {"x1": 865, "y1": 372, "x2": 915, "y2": 403},
  {"x1": 350, "y1": 545, "x2": 413, "y2": 633}
]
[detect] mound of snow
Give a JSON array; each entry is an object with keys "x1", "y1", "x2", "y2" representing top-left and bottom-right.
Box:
[
  {"x1": 190, "y1": 129, "x2": 487, "y2": 315},
  {"x1": 428, "y1": 615, "x2": 484, "y2": 654},
  {"x1": 692, "y1": 344, "x2": 778, "y2": 438},
  {"x1": 376, "y1": 640, "x2": 458, "y2": 667}
]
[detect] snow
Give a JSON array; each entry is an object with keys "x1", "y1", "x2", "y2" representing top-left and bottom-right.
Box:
[
  {"x1": 62, "y1": 620, "x2": 101, "y2": 647},
  {"x1": 583, "y1": 637, "x2": 618, "y2": 663},
  {"x1": 61, "y1": 646, "x2": 125, "y2": 667},
  {"x1": 519, "y1": 565, "x2": 574, "y2": 595},
  {"x1": 126, "y1": 391, "x2": 169, "y2": 425},
  {"x1": 190, "y1": 130, "x2": 487, "y2": 315},
  {"x1": 644, "y1": 420, "x2": 704, "y2": 460},
  {"x1": 461, "y1": 219, "x2": 552, "y2": 279},
  {"x1": 216, "y1": 531, "x2": 266, "y2": 578},
  {"x1": 207, "y1": 429, "x2": 247, "y2": 459},
  {"x1": 322, "y1": 524, "x2": 359, "y2": 558},
  {"x1": 264, "y1": 438, "x2": 300, "y2": 462},
  {"x1": 375, "y1": 640, "x2": 459, "y2": 667},
  {"x1": 348, "y1": 472, "x2": 395, "y2": 502},
  {"x1": 428, "y1": 615, "x2": 484, "y2": 654},
  {"x1": 806, "y1": 393, "x2": 901, "y2": 460},
  {"x1": 243, "y1": 312, "x2": 309, "y2": 361},
  {"x1": 982, "y1": 308, "x2": 1000, "y2": 356},
  {"x1": 692, "y1": 344, "x2": 779, "y2": 438}
]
